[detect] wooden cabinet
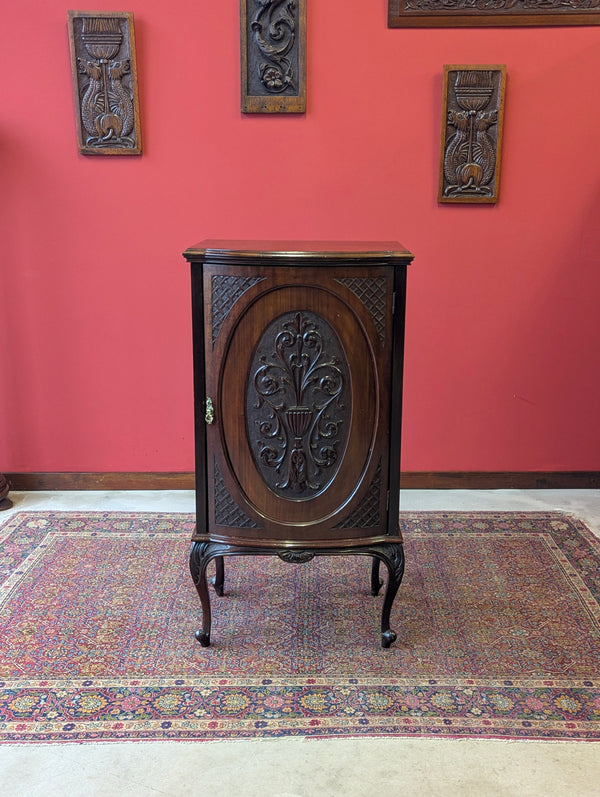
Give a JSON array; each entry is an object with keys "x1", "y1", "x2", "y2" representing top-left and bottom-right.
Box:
[{"x1": 183, "y1": 240, "x2": 414, "y2": 647}]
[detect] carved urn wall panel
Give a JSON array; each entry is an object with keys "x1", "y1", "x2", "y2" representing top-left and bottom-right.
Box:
[
  {"x1": 240, "y1": 0, "x2": 306, "y2": 113},
  {"x1": 438, "y1": 65, "x2": 506, "y2": 204},
  {"x1": 68, "y1": 11, "x2": 142, "y2": 155},
  {"x1": 183, "y1": 242, "x2": 414, "y2": 648}
]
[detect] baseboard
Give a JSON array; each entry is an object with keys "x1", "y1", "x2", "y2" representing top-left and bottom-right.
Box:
[
  {"x1": 5, "y1": 472, "x2": 196, "y2": 491},
  {"x1": 4, "y1": 471, "x2": 600, "y2": 491},
  {"x1": 400, "y1": 472, "x2": 600, "y2": 489}
]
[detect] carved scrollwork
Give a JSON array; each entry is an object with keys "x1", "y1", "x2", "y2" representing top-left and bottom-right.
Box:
[
  {"x1": 382, "y1": 542, "x2": 405, "y2": 586},
  {"x1": 247, "y1": 311, "x2": 350, "y2": 499},
  {"x1": 389, "y1": 0, "x2": 600, "y2": 26},
  {"x1": 277, "y1": 550, "x2": 315, "y2": 563},
  {"x1": 241, "y1": 1, "x2": 305, "y2": 112},
  {"x1": 251, "y1": 0, "x2": 297, "y2": 94}
]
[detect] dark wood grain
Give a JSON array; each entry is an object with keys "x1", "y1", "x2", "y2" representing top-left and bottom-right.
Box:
[
  {"x1": 211, "y1": 270, "x2": 388, "y2": 541},
  {"x1": 184, "y1": 240, "x2": 413, "y2": 261}
]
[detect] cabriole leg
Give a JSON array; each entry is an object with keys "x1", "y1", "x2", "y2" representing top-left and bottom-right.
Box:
[
  {"x1": 372, "y1": 542, "x2": 405, "y2": 648},
  {"x1": 189, "y1": 541, "x2": 218, "y2": 647},
  {"x1": 370, "y1": 557, "x2": 382, "y2": 596},
  {"x1": 214, "y1": 556, "x2": 225, "y2": 596}
]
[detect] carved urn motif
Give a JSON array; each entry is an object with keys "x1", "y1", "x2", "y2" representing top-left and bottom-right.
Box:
[
  {"x1": 444, "y1": 70, "x2": 497, "y2": 198},
  {"x1": 78, "y1": 17, "x2": 135, "y2": 149},
  {"x1": 247, "y1": 310, "x2": 349, "y2": 499}
]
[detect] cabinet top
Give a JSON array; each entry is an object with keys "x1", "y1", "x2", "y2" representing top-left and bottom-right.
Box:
[{"x1": 183, "y1": 239, "x2": 414, "y2": 264}]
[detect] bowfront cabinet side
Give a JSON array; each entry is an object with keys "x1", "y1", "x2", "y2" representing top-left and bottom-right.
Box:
[{"x1": 183, "y1": 241, "x2": 414, "y2": 647}]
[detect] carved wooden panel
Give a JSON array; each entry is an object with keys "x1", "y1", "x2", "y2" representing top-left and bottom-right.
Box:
[
  {"x1": 438, "y1": 65, "x2": 506, "y2": 204},
  {"x1": 335, "y1": 277, "x2": 388, "y2": 345},
  {"x1": 214, "y1": 462, "x2": 260, "y2": 528},
  {"x1": 240, "y1": 0, "x2": 306, "y2": 113},
  {"x1": 68, "y1": 11, "x2": 142, "y2": 155},
  {"x1": 212, "y1": 274, "x2": 385, "y2": 540},
  {"x1": 246, "y1": 310, "x2": 351, "y2": 500},
  {"x1": 389, "y1": 0, "x2": 600, "y2": 27},
  {"x1": 211, "y1": 275, "x2": 265, "y2": 344},
  {"x1": 335, "y1": 464, "x2": 383, "y2": 529}
]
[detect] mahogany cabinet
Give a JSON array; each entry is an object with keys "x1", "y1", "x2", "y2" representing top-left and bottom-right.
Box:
[{"x1": 183, "y1": 240, "x2": 414, "y2": 647}]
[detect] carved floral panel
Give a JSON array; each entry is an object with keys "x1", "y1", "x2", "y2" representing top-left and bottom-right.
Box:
[
  {"x1": 246, "y1": 311, "x2": 350, "y2": 499},
  {"x1": 68, "y1": 11, "x2": 142, "y2": 155},
  {"x1": 240, "y1": 0, "x2": 306, "y2": 113},
  {"x1": 438, "y1": 65, "x2": 506, "y2": 204}
]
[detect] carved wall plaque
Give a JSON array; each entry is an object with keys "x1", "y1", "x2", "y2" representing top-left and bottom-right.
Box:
[
  {"x1": 68, "y1": 11, "x2": 142, "y2": 155},
  {"x1": 389, "y1": 0, "x2": 600, "y2": 27},
  {"x1": 240, "y1": 0, "x2": 306, "y2": 113},
  {"x1": 438, "y1": 65, "x2": 506, "y2": 204}
]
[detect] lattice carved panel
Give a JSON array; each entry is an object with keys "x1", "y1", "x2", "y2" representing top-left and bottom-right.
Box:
[
  {"x1": 335, "y1": 277, "x2": 387, "y2": 345},
  {"x1": 335, "y1": 464, "x2": 383, "y2": 529},
  {"x1": 211, "y1": 275, "x2": 265, "y2": 344},
  {"x1": 214, "y1": 463, "x2": 260, "y2": 528}
]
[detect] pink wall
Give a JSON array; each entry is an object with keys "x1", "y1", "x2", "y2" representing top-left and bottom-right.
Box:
[{"x1": 2, "y1": 1, "x2": 599, "y2": 473}]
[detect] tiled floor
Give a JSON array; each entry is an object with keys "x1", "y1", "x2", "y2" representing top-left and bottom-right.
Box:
[{"x1": 1, "y1": 489, "x2": 600, "y2": 797}]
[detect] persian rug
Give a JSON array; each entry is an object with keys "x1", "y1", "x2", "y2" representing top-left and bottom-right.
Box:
[{"x1": 1, "y1": 511, "x2": 599, "y2": 744}]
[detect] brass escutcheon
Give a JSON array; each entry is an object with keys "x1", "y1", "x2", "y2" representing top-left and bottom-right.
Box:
[{"x1": 205, "y1": 397, "x2": 214, "y2": 424}]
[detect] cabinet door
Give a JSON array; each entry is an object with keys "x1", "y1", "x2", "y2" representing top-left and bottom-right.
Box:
[{"x1": 203, "y1": 264, "x2": 394, "y2": 546}]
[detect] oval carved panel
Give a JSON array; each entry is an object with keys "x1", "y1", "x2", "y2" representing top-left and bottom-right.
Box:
[
  {"x1": 246, "y1": 310, "x2": 351, "y2": 500},
  {"x1": 218, "y1": 283, "x2": 381, "y2": 534}
]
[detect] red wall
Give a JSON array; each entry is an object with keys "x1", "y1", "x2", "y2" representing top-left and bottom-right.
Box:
[{"x1": 2, "y1": 1, "x2": 599, "y2": 473}]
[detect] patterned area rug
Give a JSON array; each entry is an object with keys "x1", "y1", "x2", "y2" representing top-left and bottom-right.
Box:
[{"x1": 1, "y1": 511, "x2": 599, "y2": 743}]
